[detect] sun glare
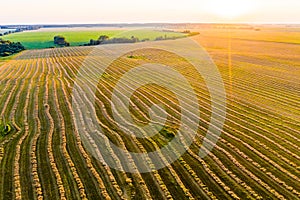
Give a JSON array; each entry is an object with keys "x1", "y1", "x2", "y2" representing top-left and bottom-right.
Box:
[{"x1": 205, "y1": 0, "x2": 257, "y2": 19}]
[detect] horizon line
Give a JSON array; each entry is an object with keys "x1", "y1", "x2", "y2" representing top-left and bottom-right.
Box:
[{"x1": 1, "y1": 22, "x2": 300, "y2": 26}]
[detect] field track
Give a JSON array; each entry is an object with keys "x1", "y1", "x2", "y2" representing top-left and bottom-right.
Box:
[{"x1": 0, "y1": 31, "x2": 299, "y2": 199}]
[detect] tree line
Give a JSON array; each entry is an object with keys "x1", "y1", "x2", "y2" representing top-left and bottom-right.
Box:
[
  {"x1": 0, "y1": 39, "x2": 25, "y2": 57},
  {"x1": 84, "y1": 35, "x2": 140, "y2": 46}
]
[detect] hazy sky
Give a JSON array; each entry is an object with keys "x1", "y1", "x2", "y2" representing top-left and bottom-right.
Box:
[{"x1": 1, "y1": 0, "x2": 299, "y2": 24}]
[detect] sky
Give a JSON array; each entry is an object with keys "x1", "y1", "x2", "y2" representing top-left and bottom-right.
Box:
[{"x1": 1, "y1": 0, "x2": 299, "y2": 24}]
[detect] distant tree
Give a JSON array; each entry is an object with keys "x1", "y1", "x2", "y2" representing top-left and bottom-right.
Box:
[
  {"x1": 54, "y1": 36, "x2": 69, "y2": 47},
  {"x1": 85, "y1": 35, "x2": 143, "y2": 46},
  {"x1": 155, "y1": 36, "x2": 164, "y2": 41},
  {"x1": 141, "y1": 38, "x2": 150, "y2": 42},
  {"x1": 130, "y1": 36, "x2": 139, "y2": 43},
  {"x1": 182, "y1": 30, "x2": 191, "y2": 34},
  {"x1": 0, "y1": 39, "x2": 25, "y2": 57},
  {"x1": 98, "y1": 35, "x2": 109, "y2": 42},
  {"x1": 90, "y1": 39, "x2": 100, "y2": 45}
]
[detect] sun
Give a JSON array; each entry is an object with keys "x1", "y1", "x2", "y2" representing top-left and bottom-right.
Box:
[{"x1": 205, "y1": 0, "x2": 256, "y2": 19}]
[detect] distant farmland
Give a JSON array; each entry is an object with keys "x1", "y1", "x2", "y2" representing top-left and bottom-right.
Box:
[
  {"x1": 0, "y1": 27, "x2": 299, "y2": 199},
  {"x1": 2, "y1": 28, "x2": 186, "y2": 49},
  {"x1": 0, "y1": 29, "x2": 17, "y2": 36}
]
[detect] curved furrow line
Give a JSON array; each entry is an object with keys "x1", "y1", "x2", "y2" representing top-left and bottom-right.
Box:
[
  {"x1": 0, "y1": 61, "x2": 29, "y2": 146},
  {"x1": 218, "y1": 138, "x2": 300, "y2": 197},
  {"x1": 92, "y1": 45, "x2": 297, "y2": 158},
  {"x1": 0, "y1": 62, "x2": 23, "y2": 102},
  {"x1": 216, "y1": 59, "x2": 300, "y2": 105},
  {"x1": 120, "y1": 94, "x2": 262, "y2": 199},
  {"x1": 225, "y1": 82, "x2": 300, "y2": 136},
  {"x1": 223, "y1": 113, "x2": 300, "y2": 166},
  {"x1": 45, "y1": 98, "x2": 66, "y2": 200},
  {"x1": 35, "y1": 57, "x2": 61, "y2": 199},
  {"x1": 49, "y1": 54, "x2": 96, "y2": 199},
  {"x1": 90, "y1": 77, "x2": 217, "y2": 199},
  {"x1": 73, "y1": 79, "x2": 173, "y2": 199},
  {"x1": 134, "y1": 69, "x2": 300, "y2": 184},
  {"x1": 184, "y1": 96, "x2": 300, "y2": 197},
  {"x1": 214, "y1": 55, "x2": 300, "y2": 88},
  {"x1": 53, "y1": 54, "x2": 127, "y2": 200},
  {"x1": 195, "y1": 133, "x2": 288, "y2": 200},
  {"x1": 51, "y1": 61, "x2": 89, "y2": 199},
  {"x1": 0, "y1": 61, "x2": 13, "y2": 75},
  {"x1": 46, "y1": 55, "x2": 84, "y2": 199},
  {"x1": 202, "y1": 51, "x2": 299, "y2": 89},
  {"x1": 191, "y1": 149, "x2": 263, "y2": 199},
  {"x1": 102, "y1": 59, "x2": 299, "y2": 198},
  {"x1": 101, "y1": 47, "x2": 300, "y2": 142},
  {"x1": 186, "y1": 75, "x2": 300, "y2": 158},
  {"x1": 129, "y1": 67, "x2": 300, "y2": 169},
  {"x1": 81, "y1": 50, "x2": 296, "y2": 198},
  {"x1": 72, "y1": 91, "x2": 130, "y2": 200},
  {"x1": 158, "y1": 57, "x2": 300, "y2": 140},
  {"x1": 30, "y1": 59, "x2": 45, "y2": 200},
  {"x1": 143, "y1": 78, "x2": 300, "y2": 163},
  {"x1": 54, "y1": 58, "x2": 114, "y2": 200},
  {"x1": 232, "y1": 76, "x2": 300, "y2": 105},
  {"x1": 185, "y1": 86, "x2": 300, "y2": 169},
  {"x1": 0, "y1": 74, "x2": 26, "y2": 199},
  {"x1": 44, "y1": 57, "x2": 67, "y2": 200},
  {"x1": 112, "y1": 81, "x2": 260, "y2": 199},
  {"x1": 0, "y1": 147, "x2": 3, "y2": 164},
  {"x1": 91, "y1": 93, "x2": 181, "y2": 199},
  {"x1": 125, "y1": 75, "x2": 290, "y2": 199},
  {"x1": 0, "y1": 60, "x2": 29, "y2": 117},
  {"x1": 59, "y1": 58, "x2": 151, "y2": 199},
  {"x1": 199, "y1": 63, "x2": 300, "y2": 135},
  {"x1": 92, "y1": 54, "x2": 299, "y2": 170},
  {"x1": 0, "y1": 60, "x2": 24, "y2": 82},
  {"x1": 17, "y1": 59, "x2": 44, "y2": 200},
  {"x1": 228, "y1": 82, "x2": 299, "y2": 119},
  {"x1": 74, "y1": 56, "x2": 222, "y2": 200},
  {"x1": 228, "y1": 100, "x2": 300, "y2": 144},
  {"x1": 128, "y1": 78, "x2": 300, "y2": 198},
  {"x1": 58, "y1": 56, "x2": 158, "y2": 199},
  {"x1": 179, "y1": 55, "x2": 300, "y2": 129},
  {"x1": 218, "y1": 73, "x2": 300, "y2": 128},
  {"x1": 94, "y1": 65, "x2": 248, "y2": 200},
  {"x1": 37, "y1": 46, "x2": 299, "y2": 199},
  {"x1": 192, "y1": 62, "x2": 300, "y2": 140},
  {"x1": 226, "y1": 102, "x2": 300, "y2": 149},
  {"x1": 14, "y1": 60, "x2": 39, "y2": 200},
  {"x1": 64, "y1": 55, "x2": 178, "y2": 199},
  {"x1": 18, "y1": 59, "x2": 46, "y2": 200}
]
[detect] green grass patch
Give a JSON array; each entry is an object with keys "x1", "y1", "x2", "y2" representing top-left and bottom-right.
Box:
[{"x1": 2, "y1": 28, "x2": 186, "y2": 49}]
